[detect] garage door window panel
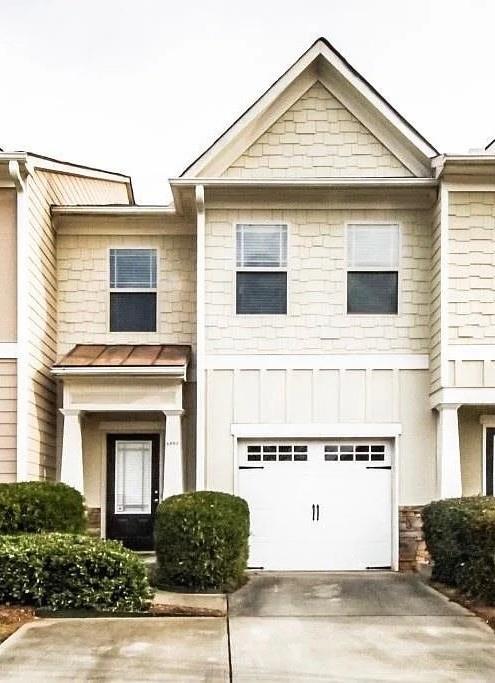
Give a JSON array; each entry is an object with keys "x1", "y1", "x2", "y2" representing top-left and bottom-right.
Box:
[
  {"x1": 324, "y1": 444, "x2": 386, "y2": 463},
  {"x1": 236, "y1": 224, "x2": 288, "y2": 315},
  {"x1": 347, "y1": 225, "x2": 399, "y2": 315},
  {"x1": 246, "y1": 444, "x2": 308, "y2": 462}
]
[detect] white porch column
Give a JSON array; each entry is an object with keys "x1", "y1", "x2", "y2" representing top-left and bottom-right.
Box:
[
  {"x1": 163, "y1": 410, "x2": 184, "y2": 499},
  {"x1": 59, "y1": 409, "x2": 84, "y2": 495},
  {"x1": 436, "y1": 403, "x2": 462, "y2": 499}
]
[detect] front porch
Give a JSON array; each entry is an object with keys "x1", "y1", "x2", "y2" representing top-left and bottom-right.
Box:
[
  {"x1": 435, "y1": 402, "x2": 495, "y2": 499},
  {"x1": 52, "y1": 344, "x2": 193, "y2": 548}
]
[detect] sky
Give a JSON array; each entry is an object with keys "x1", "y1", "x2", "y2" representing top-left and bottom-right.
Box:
[{"x1": 1, "y1": 0, "x2": 494, "y2": 203}]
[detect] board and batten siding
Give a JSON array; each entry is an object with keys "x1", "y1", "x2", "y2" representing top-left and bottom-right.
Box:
[
  {"x1": 0, "y1": 190, "x2": 17, "y2": 342},
  {"x1": 205, "y1": 207, "x2": 431, "y2": 354},
  {"x1": 0, "y1": 361, "x2": 17, "y2": 483},
  {"x1": 204, "y1": 366, "x2": 435, "y2": 506},
  {"x1": 222, "y1": 82, "x2": 412, "y2": 179},
  {"x1": 26, "y1": 170, "x2": 129, "y2": 480},
  {"x1": 57, "y1": 233, "x2": 196, "y2": 357}
]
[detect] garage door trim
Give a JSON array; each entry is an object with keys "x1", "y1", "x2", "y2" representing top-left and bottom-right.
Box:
[{"x1": 231, "y1": 423, "x2": 401, "y2": 571}]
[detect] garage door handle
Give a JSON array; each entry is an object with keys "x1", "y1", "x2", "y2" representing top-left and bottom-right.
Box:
[
  {"x1": 239, "y1": 465, "x2": 264, "y2": 469},
  {"x1": 316, "y1": 504, "x2": 320, "y2": 521},
  {"x1": 366, "y1": 466, "x2": 391, "y2": 470},
  {"x1": 312, "y1": 504, "x2": 315, "y2": 521}
]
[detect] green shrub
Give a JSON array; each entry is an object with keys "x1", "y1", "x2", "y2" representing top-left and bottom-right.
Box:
[
  {"x1": 155, "y1": 491, "x2": 249, "y2": 591},
  {"x1": 0, "y1": 482, "x2": 86, "y2": 534},
  {"x1": 422, "y1": 496, "x2": 495, "y2": 602},
  {"x1": 0, "y1": 533, "x2": 153, "y2": 612}
]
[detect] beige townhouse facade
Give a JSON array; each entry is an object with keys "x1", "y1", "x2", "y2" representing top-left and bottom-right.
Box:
[{"x1": 2, "y1": 38, "x2": 495, "y2": 570}]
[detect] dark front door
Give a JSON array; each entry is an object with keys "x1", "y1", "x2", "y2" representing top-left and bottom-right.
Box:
[
  {"x1": 486, "y1": 428, "x2": 495, "y2": 496},
  {"x1": 106, "y1": 434, "x2": 160, "y2": 550}
]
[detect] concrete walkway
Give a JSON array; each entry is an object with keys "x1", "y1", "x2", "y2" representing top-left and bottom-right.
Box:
[{"x1": 1, "y1": 573, "x2": 495, "y2": 681}]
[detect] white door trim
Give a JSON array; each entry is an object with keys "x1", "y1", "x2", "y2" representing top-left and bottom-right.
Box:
[{"x1": 231, "y1": 422, "x2": 402, "y2": 438}]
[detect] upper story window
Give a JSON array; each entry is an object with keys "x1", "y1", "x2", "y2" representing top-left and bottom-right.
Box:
[
  {"x1": 346, "y1": 225, "x2": 399, "y2": 314},
  {"x1": 235, "y1": 224, "x2": 288, "y2": 315},
  {"x1": 109, "y1": 248, "x2": 157, "y2": 332}
]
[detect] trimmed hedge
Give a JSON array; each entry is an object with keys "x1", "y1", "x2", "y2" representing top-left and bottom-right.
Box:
[
  {"x1": 0, "y1": 482, "x2": 86, "y2": 534},
  {"x1": 422, "y1": 496, "x2": 495, "y2": 602},
  {"x1": 0, "y1": 533, "x2": 153, "y2": 611},
  {"x1": 155, "y1": 491, "x2": 249, "y2": 591}
]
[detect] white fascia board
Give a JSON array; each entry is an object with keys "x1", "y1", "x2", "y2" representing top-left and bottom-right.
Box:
[
  {"x1": 231, "y1": 423, "x2": 402, "y2": 438},
  {"x1": 27, "y1": 154, "x2": 131, "y2": 185},
  {"x1": 182, "y1": 44, "x2": 321, "y2": 178},
  {"x1": 448, "y1": 345, "x2": 495, "y2": 361},
  {"x1": 0, "y1": 343, "x2": 18, "y2": 358},
  {"x1": 316, "y1": 43, "x2": 437, "y2": 159},
  {"x1": 52, "y1": 366, "x2": 186, "y2": 378},
  {"x1": 207, "y1": 354, "x2": 429, "y2": 370},
  {"x1": 431, "y1": 387, "x2": 495, "y2": 408},
  {"x1": 52, "y1": 205, "x2": 177, "y2": 216},
  {"x1": 171, "y1": 177, "x2": 437, "y2": 189}
]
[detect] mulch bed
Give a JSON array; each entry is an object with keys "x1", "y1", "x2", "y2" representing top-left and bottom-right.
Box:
[
  {"x1": 431, "y1": 581, "x2": 495, "y2": 631},
  {"x1": 0, "y1": 606, "x2": 37, "y2": 643}
]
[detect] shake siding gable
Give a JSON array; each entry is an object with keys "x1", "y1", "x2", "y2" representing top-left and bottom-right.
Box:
[
  {"x1": 222, "y1": 82, "x2": 412, "y2": 178},
  {"x1": 26, "y1": 170, "x2": 129, "y2": 480}
]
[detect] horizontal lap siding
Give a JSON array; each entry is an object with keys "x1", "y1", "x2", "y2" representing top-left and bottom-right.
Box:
[
  {"x1": 26, "y1": 170, "x2": 130, "y2": 480},
  {"x1": 223, "y1": 82, "x2": 411, "y2": 178},
  {"x1": 57, "y1": 233, "x2": 196, "y2": 357},
  {"x1": 206, "y1": 207, "x2": 431, "y2": 354},
  {"x1": 0, "y1": 361, "x2": 17, "y2": 482}
]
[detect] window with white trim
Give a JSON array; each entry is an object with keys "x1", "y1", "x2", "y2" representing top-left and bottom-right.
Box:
[
  {"x1": 109, "y1": 248, "x2": 157, "y2": 332},
  {"x1": 346, "y1": 225, "x2": 399, "y2": 314},
  {"x1": 236, "y1": 224, "x2": 288, "y2": 314}
]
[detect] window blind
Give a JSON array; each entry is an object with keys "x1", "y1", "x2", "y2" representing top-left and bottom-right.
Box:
[
  {"x1": 236, "y1": 224, "x2": 287, "y2": 268},
  {"x1": 110, "y1": 249, "x2": 157, "y2": 288},
  {"x1": 347, "y1": 225, "x2": 399, "y2": 269}
]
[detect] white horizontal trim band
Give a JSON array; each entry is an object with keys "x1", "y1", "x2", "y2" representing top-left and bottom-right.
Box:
[
  {"x1": 207, "y1": 354, "x2": 429, "y2": 370},
  {"x1": 231, "y1": 423, "x2": 402, "y2": 438},
  {"x1": 0, "y1": 343, "x2": 18, "y2": 359},
  {"x1": 431, "y1": 387, "x2": 495, "y2": 407},
  {"x1": 52, "y1": 366, "x2": 186, "y2": 377},
  {"x1": 448, "y1": 345, "x2": 495, "y2": 361},
  {"x1": 52, "y1": 205, "x2": 177, "y2": 216},
  {"x1": 171, "y1": 177, "x2": 437, "y2": 188}
]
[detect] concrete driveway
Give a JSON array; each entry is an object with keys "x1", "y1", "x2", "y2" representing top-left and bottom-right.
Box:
[
  {"x1": 228, "y1": 572, "x2": 495, "y2": 682},
  {"x1": 1, "y1": 573, "x2": 495, "y2": 681}
]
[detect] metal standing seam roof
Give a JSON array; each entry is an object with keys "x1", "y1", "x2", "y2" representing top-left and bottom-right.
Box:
[{"x1": 54, "y1": 344, "x2": 191, "y2": 368}]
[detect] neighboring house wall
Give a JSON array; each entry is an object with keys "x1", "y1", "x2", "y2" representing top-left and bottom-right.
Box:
[
  {"x1": 430, "y1": 195, "x2": 442, "y2": 392},
  {"x1": 222, "y1": 82, "x2": 412, "y2": 179},
  {"x1": 205, "y1": 207, "x2": 431, "y2": 354},
  {"x1": 204, "y1": 366, "x2": 436, "y2": 505},
  {"x1": 26, "y1": 170, "x2": 130, "y2": 480},
  {"x1": 448, "y1": 192, "x2": 495, "y2": 344},
  {"x1": 0, "y1": 190, "x2": 17, "y2": 342},
  {"x1": 57, "y1": 233, "x2": 196, "y2": 356},
  {"x1": 0, "y1": 360, "x2": 17, "y2": 483}
]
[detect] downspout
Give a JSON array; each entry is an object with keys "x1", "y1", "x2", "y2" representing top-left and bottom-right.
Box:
[
  {"x1": 8, "y1": 160, "x2": 29, "y2": 481},
  {"x1": 195, "y1": 185, "x2": 206, "y2": 490}
]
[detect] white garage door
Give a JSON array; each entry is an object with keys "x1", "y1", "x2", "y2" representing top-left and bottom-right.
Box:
[{"x1": 238, "y1": 439, "x2": 392, "y2": 571}]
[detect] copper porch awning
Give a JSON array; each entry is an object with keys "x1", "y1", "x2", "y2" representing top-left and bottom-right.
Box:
[{"x1": 53, "y1": 344, "x2": 191, "y2": 375}]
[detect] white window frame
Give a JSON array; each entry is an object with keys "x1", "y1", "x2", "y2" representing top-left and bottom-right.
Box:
[
  {"x1": 345, "y1": 222, "x2": 401, "y2": 316},
  {"x1": 108, "y1": 247, "x2": 159, "y2": 333},
  {"x1": 233, "y1": 223, "x2": 289, "y2": 316}
]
